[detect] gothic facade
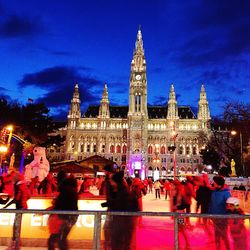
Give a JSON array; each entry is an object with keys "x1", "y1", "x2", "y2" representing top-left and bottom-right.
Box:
[{"x1": 65, "y1": 28, "x2": 211, "y2": 179}]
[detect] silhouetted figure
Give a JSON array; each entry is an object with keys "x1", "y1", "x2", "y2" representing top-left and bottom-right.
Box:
[
  {"x1": 102, "y1": 170, "x2": 139, "y2": 250},
  {"x1": 0, "y1": 176, "x2": 10, "y2": 205},
  {"x1": 208, "y1": 175, "x2": 231, "y2": 250},
  {"x1": 226, "y1": 197, "x2": 247, "y2": 250},
  {"x1": 100, "y1": 164, "x2": 115, "y2": 250},
  {"x1": 29, "y1": 176, "x2": 40, "y2": 195},
  {"x1": 3, "y1": 173, "x2": 30, "y2": 249},
  {"x1": 153, "y1": 180, "x2": 162, "y2": 199},
  {"x1": 238, "y1": 183, "x2": 246, "y2": 191},
  {"x1": 39, "y1": 172, "x2": 57, "y2": 195},
  {"x1": 48, "y1": 175, "x2": 78, "y2": 250}
]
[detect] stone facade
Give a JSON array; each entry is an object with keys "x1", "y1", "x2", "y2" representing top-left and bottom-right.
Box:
[{"x1": 65, "y1": 28, "x2": 211, "y2": 179}]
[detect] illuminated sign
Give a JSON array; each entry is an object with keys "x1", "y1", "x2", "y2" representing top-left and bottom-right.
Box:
[{"x1": 0, "y1": 198, "x2": 106, "y2": 240}]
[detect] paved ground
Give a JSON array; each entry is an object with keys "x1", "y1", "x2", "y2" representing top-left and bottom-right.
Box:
[
  {"x1": 139, "y1": 191, "x2": 250, "y2": 249},
  {"x1": 143, "y1": 189, "x2": 250, "y2": 213}
]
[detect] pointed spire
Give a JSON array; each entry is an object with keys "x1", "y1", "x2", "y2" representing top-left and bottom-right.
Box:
[
  {"x1": 167, "y1": 84, "x2": 178, "y2": 120},
  {"x1": 198, "y1": 83, "x2": 210, "y2": 121},
  {"x1": 199, "y1": 83, "x2": 207, "y2": 100},
  {"x1": 201, "y1": 83, "x2": 205, "y2": 92},
  {"x1": 99, "y1": 83, "x2": 110, "y2": 118},
  {"x1": 101, "y1": 83, "x2": 109, "y2": 103},
  {"x1": 169, "y1": 84, "x2": 176, "y2": 100},
  {"x1": 68, "y1": 83, "x2": 81, "y2": 127},
  {"x1": 135, "y1": 26, "x2": 144, "y2": 55},
  {"x1": 73, "y1": 83, "x2": 80, "y2": 99}
]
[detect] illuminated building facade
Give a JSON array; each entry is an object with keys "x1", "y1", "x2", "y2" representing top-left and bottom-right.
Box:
[{"x1": 65, "y1": 28, "x2": 211, "y2": 179}]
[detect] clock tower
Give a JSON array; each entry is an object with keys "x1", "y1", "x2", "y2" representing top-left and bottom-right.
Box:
[{"x1": 127, "y1": 27, "x2": 148, "y2": 178}]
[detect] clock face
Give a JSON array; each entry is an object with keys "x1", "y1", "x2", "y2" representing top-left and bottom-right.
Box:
[{"x1": 135, "y1": 74, "x2": 141, "y2": 80}]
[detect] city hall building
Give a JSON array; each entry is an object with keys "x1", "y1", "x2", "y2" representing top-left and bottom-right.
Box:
[{"x1": 65, "y1": 28, "x2": 211, "y2": 179}]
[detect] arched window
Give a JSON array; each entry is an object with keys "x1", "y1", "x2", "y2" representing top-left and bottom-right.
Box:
[
  {"x1": 148, "y1": 145, "x2": 153, "y2": 154},
  {"x1": 160, "y1": 146, "x2": 166, "y2": 154},
  {"x1": 186, "y1": 146, "x2": 190, "y2": 155},
  {"x1": 180, "y1": 167, "x2": 186, "y2": 171},
  {"x1": 116, "y1": 145, "x2": 121, "y2": 153},
  {"x1": 122, "y1": 145, "x2": 127, "y2": 154},
  {"x1": 192, "y1": 146, "x2": 197, "y2": 155},
  {"x1": 179, "y1": 146, "x2": 184, "y2": 155},
  {"x1": 110, "y1": 145, "x2": 115, "y2": 153},
  {"x1": 80, "y1": 144, "x2": 84, "y2": 152},
  {"x1": 135, "y1": 94, "x2": 141, "y2": 112}
]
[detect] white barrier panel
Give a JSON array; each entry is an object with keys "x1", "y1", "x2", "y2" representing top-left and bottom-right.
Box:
[{"x1": 0, "y1": 197, "x2": 106, "y2": 239}]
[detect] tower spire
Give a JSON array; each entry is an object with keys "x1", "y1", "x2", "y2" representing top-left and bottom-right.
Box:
[
  {"x1": 68, "y1": 83, "x2": 81, "y2": 128},
  {"x1": 98, "y1": 83, "x2": 110, "y2": 118},
  {"x1": 134, "y1": 26, "x2": 144, "y2": 55},
  {"x1": 130, "y1": 26, "x2": 146, "y2": 77},
  {"x1": 101, "y1": 83, "x2": 109, "y2": 103},
  {"x1": 198, "y1": 84, "x2": 211, "y2": 126},
  {"x1": 128, "y1": 27, "x2": 147, "y2": 116},
  {"x1": 167, "y1": 84, "x2": 178, "y2": 120}
]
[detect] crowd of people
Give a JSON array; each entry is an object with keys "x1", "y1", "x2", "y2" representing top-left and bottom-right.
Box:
[
  {"x1": 0, "y1": 170, "x2": 79, "y2": 250},
  {"x1": 0, "y1": 168, "x2": 249, "y2": 250},
  {"x1": 97, "y1": 167, "x2": 248, "y2": 250}
]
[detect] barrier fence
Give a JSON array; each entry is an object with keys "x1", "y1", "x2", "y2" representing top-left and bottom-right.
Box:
[{"x1": 0, "y1": 209, "x2": 250, "y2": 250}]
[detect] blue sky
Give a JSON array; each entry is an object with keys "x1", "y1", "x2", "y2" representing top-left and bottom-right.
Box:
[{"x1": 0, "y1": 0, "x2": 249, "y2": 120}]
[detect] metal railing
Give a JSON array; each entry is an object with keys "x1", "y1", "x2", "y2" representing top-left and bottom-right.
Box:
[{"x1": 1, "y1": 209, "x2": 250, "y2": 250}]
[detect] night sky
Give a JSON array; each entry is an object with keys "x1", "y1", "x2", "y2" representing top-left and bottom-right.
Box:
[{"x1": 0, "y1": 0, "x2": 249, "y2": 120}]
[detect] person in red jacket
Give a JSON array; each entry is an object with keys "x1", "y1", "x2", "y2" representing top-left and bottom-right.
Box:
[
  {"x1": 3, "y1": 173, "x2": 30, "y2": 249},
  {"x1": 163, "y1": 180, "x2": 171, "y2": 200}
]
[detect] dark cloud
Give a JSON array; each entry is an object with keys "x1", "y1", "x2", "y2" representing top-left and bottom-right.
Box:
[
  {"x1": 0, "y1": 93, "x2": 11, "y2": 101},
  {"x1": 36, "y1": 85, "x2": 99, "y2": 108},
  {"x1": 19, "y1": 65, "x2": 103, "y2": 109},
  {"x1": 19, "y1": 66, "x2": 98, "y2": 90},
  {"x1": 170, "y1": 2, "x2": 250, "y2": 68},
  {"x1": 110, "y1": 81, "x2": 128, "y2": 95},
  {"x1": 194, "y1": 1, "x2": 250, "y2": 29},
  {"x1": 151, "y1": 96, "x2": 168, "y2": 106},
  {"x1": 0, "y1": 87, "x2": 15, "y2": 103},
  {"x1": 49, "y1": 106, "x2": 69, "y2": 121},
  {"x1": 50, "y1": 51, "x2": 72, "y2": 56},
  {"x1": 39, "y1": 47, "x2": 76, "y2": 57},
  {"x1": 0, "y1": 86, "x2": 7, "y2": 91},
  {"x1": 201, "y1": 70, "x2": 229, "y2": 81},
  {"x1": 0, "y1": 15, "x2": 44, "y2": 38}
]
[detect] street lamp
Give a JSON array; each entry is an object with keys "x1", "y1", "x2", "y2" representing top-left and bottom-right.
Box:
[
  {"x1": 231, "y1": 130, "x2": 244, "y2": 176},
  {"x1": 6, "y1": 125, "x2": 13, "y2": 145}
]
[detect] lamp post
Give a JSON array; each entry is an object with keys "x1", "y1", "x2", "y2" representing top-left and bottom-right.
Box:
[
  {"x1": 6, "y1": 125, "x2": 13, "y2": 145},
  {"x1": 153, "y1": 151, "x2": 160, "y2": 180},
  {"x1": 231, "y1": 130, "x2": 244, "y2": 176},
  {"x1": 0, "y1": 145, "x2": 8, "y2": 173},
  {"x1": 4, "y1": 126, "x2": 32, "y2": 173},
  {"x1": 187, "y1": 154, "x2": 194, "y2": 174},
  {"x1": 169, "y1": 121, "x2": 178, "y2": 180}
]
